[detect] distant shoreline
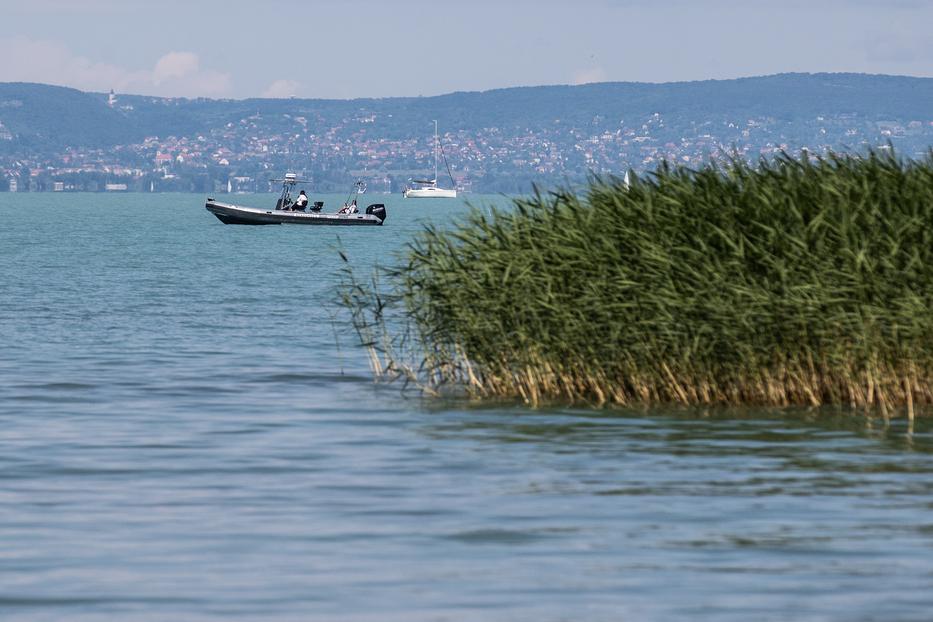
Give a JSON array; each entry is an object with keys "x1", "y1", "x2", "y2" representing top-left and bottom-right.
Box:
[{"x1": 4, "y1": 73, "x2": 933, "y2": 195}]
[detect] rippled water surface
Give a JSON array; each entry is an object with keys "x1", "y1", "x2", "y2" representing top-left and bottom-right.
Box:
[{"x1": 2, "y1": 193, "x2": 932, "y2": 621}]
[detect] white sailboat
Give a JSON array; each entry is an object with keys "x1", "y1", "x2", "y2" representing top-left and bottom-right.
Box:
[{"x1": 403, "y1": 120, "x2": 458, "y2": 198}]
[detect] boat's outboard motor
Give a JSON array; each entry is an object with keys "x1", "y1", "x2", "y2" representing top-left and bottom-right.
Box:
[{"x1": 366, "y1": 203, "x2": 387, "y2": 222}]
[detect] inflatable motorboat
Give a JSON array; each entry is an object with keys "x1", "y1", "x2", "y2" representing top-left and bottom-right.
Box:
[{"x1": 206, "y1": 174, "x2": 386, "y2": 226}]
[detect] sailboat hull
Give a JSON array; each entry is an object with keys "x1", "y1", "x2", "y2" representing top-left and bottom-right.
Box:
[{"x1": 403, "y1": 187, "x2": 457, "y2": 199}]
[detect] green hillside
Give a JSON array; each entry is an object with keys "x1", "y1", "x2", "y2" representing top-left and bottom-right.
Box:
[
  {"x1": 2, "y1": 73, "x2": 932, "y2": 154},
  {"x1": 0, "y1": 83, "x2": 136, "y2": 150}
]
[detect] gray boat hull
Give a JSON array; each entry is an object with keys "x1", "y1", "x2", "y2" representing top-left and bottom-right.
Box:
[{"x1": 206, "y1": 200, "x2": 385, "y2": 226}]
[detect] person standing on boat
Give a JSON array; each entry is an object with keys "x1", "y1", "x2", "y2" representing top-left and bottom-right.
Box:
[{"x1": 293, "y1": 190, "x2": 309, "y2": 211}]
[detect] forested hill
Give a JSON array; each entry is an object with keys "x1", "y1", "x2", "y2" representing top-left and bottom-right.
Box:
[{"x1": 2, "y1": 73, "x2": 933, "y2": 153}]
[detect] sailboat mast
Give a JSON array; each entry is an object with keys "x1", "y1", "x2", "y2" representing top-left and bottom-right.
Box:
[{"x1": 433, "y1": 119, "x2": 438, "y2": 183}]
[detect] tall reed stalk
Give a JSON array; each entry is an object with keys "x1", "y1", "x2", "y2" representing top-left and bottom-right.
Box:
[{"x1": 341, "y1": 151, "x2": 933, "y2": 416}]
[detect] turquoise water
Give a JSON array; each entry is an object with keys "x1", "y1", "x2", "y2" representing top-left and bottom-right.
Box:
[{"x1": 1, "y1": 192, "x2": 932, "y2": 621}]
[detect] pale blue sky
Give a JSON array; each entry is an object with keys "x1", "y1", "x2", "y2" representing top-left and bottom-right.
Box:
[{"x1": 1, "y1": 0, "x2": 931, "y2": 98}]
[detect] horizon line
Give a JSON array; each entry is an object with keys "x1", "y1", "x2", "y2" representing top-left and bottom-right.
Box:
[{"x1": 2, "y1": 71, "x2": 932, "y2": 103}]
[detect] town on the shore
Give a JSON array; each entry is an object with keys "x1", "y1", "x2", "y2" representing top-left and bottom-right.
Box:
[{"x1": 3, "y1": 82, "x2": 933, "y2": 194}]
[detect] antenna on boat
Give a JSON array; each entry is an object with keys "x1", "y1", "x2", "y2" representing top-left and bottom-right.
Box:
[{"x1": 343, "y1": 179, "x2": 365, "y2": 206}]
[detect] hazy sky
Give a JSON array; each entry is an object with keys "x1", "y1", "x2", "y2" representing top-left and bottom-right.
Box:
[{"x1": 1, "y1": 0, "x2": 931, "y2": 99}]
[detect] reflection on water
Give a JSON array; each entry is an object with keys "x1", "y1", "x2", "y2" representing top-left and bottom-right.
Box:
[{"x1": 1, "y1": 194, "x2": 932, "y2": 621}]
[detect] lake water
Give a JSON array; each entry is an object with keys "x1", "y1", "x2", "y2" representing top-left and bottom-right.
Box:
[{"x1": 1, "y1": 192, "x2": 932, "y2": 621}]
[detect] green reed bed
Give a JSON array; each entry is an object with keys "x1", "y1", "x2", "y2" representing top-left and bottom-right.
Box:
[{"x1": 342, "y1": 151, "x2": 933, "y2": 416}]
